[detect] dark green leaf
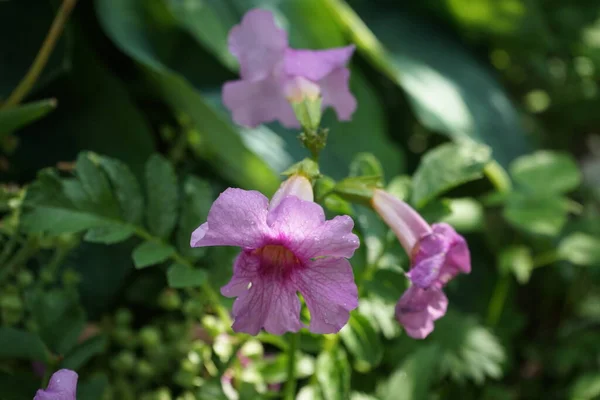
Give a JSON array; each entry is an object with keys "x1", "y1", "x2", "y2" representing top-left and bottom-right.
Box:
[
  {"x1": 177, "y1": 176, "x2": 212, "y2": 259},
  {"x1": 61, "y1": 335, "x2": 108, "y2": 370},
  {"x1": 98, "y1": 156, "x2": 144, "y2": 224},
  {"x1": 339, "y1": 312, "x2": 384, "y2": 372},
  {"x1": 0, "y1": 99, "x2": 56, "y2": 137},
  {"x1": 75, "y1": 152, "x2": 120, "y2": 218},
  {"x1": 0, "y1": 328, "x2": 48, "y2": 361},
  {"x1": 504, "y1": 193, "x2": 568, "y2": 236},
  {"x1": 132, "y1": 241, "x2": 175, "y2": 269},
  {"x1": 411, "y1": 141, "x2": 491, "y2": 207},
  {"x1": 510, "y1": 151, "x2": 581, "y2": 194},
  {"x1": 30, "y1": 290, "x2": 86, "y2": 355},
  {"x1": 0, "y1": 371, "x2": 39, "y2": 400},
  {"x1": 84, "y1": 225, "x2": 135, "y2": 244},
  {"x1": 316, "y1": 347, "x2": 351, "y2": 400},
  {"x1": 167, "y1": 263, "x2": 207, "y2": 288},
  {"x1": 145, "y1": 154, "x2": 178, "y2": 238},
  {"x1": 77, "y1": 374, "x2": 109, "y2": 400},
  {"x1": 558, "y1": 233, "x2": 600, "y2": 267}
]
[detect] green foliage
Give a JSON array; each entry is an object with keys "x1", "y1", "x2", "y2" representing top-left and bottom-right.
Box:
[
  {"x1": 316, "y1": 346, "x2": 351, "y2": 400},
  {"x1": 0, "y1": 99, "x2": 56, "y2": 137},
  {"x1": 380, "y1": 345, "x2": 439, "y2": 400},
  {"x1": 167, "y1": 263, "x2": 207, "y2": 288},
  {"x1": 510, "y1": 151, "x2": 582, "y2": 194},
  {"x1": 0, "y1": 327, "x2": 48, "y2": 362},
  {"x1": 339, "y1": 312, "x2": 384, "y2": 372},
  {"x1": 559, "y1": 233, "x2": 600, "y2": 267}
]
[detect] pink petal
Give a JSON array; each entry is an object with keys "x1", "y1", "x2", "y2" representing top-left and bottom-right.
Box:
[
  {"x1": 269, "y1": 175, "x2": 314, "y2": 213},
  {"x1": 223, "y1": 253, "x2": 302, "y2": 335},
  {"x1": 267, "y1": 196, "x2": 359, "y2": 259},
  {"x1": 34, "y1": 369, "x2": 78, "y2": 400},
  {"x1": 408, "y1": 232, "x2": 452, "y2": 288},
  {"x1": 191, "y1": 188, "x2": 269, "y2": 249},
  {"x1": 371, "y1": 189, "x2": 432, "y2": 254},
  {"x1": 295, "y1": 257, "x2": 358, "y2": 334},
  {"x1": 319, "y1": 67, "x2": 357, "y2": 121},
  {"x1": 283, "y1": 46, "x2": 355, "y2": 82},
  {"x1": 228, "y1": 9, "x2": 287, "y2": 80},
  {"x1": 395, "y1": 286, "x2": 448, "y2": 339},
  {"x1": 433, "y1": 223, "x2": 471, "y2": 276},
  {"x1": 222, "y1": 78, "x2": 299, "y2": 128}
]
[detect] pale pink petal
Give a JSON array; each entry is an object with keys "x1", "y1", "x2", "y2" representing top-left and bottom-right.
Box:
[
  {"x1": 283, "y1": 46, "x2": 355, "y2": 82},
  {"x1": 267, "y1": 196, "x2": 359, "y2": 259},
  {"x1": 222, "y1": 78, "x2": 298, "y2": 128},
  {"x1": 407, "y1": 232, "x2": 451, "y2": 288},
  {"x1": 269, "y1": 175, "x2": 314, "y2": 213},
  {"x1": 191, "y1": 188, "x2": 269, "y2": 249},
  {"x1": 224, "y1": 252, "x2": 302, "y2": 335},
  {"x1": 371, "y1": 189, "x2": 432, "y2": 254},
  {"x1": 395, "y1": 286, "x2": 448, "y2": 339},
  {"x1": 319, "y1": 67, "x2": 357, "y2": 121},
  {"x1": 295, "y1": 257, "x2": 358, "y2": 334},
  {"x1": 228, "y1": 9, "x2": 287, "y2": 80},
  {"x1": 34, "y1": 369, "x2": 78, "y2": 400},
  {"x1": 433, "y1": 223, "x2": 471, "y2": 276}
]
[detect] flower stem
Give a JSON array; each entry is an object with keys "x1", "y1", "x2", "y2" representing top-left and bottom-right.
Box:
[
  {"x1": 283, "y1": 333, "x2": 299, "y2": 400},
  {"x1": 486, "y1": 274, "x2": 510, "y2": 326},
  {"x1": 484, "y1": 160, "x2": 512, "y2": 193},
  {"x1": 2, "y1": 0, "x2": 77, "y2": 108}
]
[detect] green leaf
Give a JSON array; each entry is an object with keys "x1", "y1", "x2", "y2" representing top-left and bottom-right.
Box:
[
  {"x1": 0, "y1": 327, "x2": 48, "y2": 361},
  {"x1": 316, "y1": 347, "x2": 351, "y2": 400},
  {"x1": 61, "y1": 335, "x2": 108, "y2": 370},
  {"x1": 440, "y1": 198, "x2": 485, "y2": 232},
  {"x1": 380, "y1": 345, "x2": 439, "y2": 400},
  {"x1": 77, "y1": 374, "x2": 110, "y2": 400},
  {"x1": 411, "y1": 141, "x2": 491, "y2": 207},
  {"x1": 177, "y1": 176, "x2": 212, "y2": 260},
  {"x1": 167, "y1": 263, "x2": 207, "y2": 288},
  {"x1": 132, "y1": 241, "x2": 175, "y2": 269},
  {"x1": 569, "y1": 373, "x2": 600, "y2": 400},
  {"x1": 98, "y1": 156, "x2": 144, "y2": 224},
  {"x1": 259, "y1": 353, "x2": 315, "y2": 384},
  {"x1": 429, "y1": 311, "x2": 505, "y2": 384},
  {"x1": 0, "y1": 99, "x2": 56, "y2": 137},
  {"x1": 30, "y1": 290, "x2": 86, "y2": 355},
  {"x1": 503, "y1": 193, "x2": 568, "y2": 236},
  {"x1": 349, "y1": 153, "x2": 384, "y2": 180},
  {"x1": 145, "y1": 154, "x2": 178, "y2": 238},
  {"x1": 498, "y1": 246, "x2": 534, "y2": 284},
  {"x1": 84, "y1": 225, "x2": 135, "y2": 244},
  {"x1": 510, "y1": 151, "x2": 581, "y2": 194},
  {"x1": 558, "y1": 233, "x2": 600, "y2": 267},
  {"x1": 339, "y1": 312, "x2": 384, "y2": 372},
  {"x1": 334, "y1": 176, "x2": 380, "y2": 205},
  {"x1": 76, "y1": 153, "x2": 121, "y2": 218},
  {"x1": 325, "y1": 0, "x2": 532, "y2": 167},
  {"x1": 0, "y1": 371, "x2": 40, "y2": 400}
]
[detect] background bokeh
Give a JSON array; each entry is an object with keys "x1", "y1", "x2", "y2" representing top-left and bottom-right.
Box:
[{"x1": 1, "y1": 0, "x2": 600, "y2": 399}]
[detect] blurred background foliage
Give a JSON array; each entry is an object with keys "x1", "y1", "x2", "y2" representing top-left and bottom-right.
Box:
[{"x1": 1, "y1": 0, "x2": 600, "y2": 399}]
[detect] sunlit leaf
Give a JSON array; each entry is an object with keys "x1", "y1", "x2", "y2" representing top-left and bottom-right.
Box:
[
  {"x1": 559, "y1": 233, "x2": 600, "y2": 267},
  {"x1": 510, "y1": 151, "x2": 581, "y2": 194}
]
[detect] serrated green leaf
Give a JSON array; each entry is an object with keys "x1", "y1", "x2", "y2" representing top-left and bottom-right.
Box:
[
  {"x1": 381, "y1": 345, "x2": 439, "y2": 400},
  {"x1": 145, "y1": 154, "x2": 178, "y2": 238},
  {"x1": 0, "y1": 328, "x2": 48, "y2": 362},
  {"x1": 177, "y1": 176, "x2": 211, "y2": 260},
  {"x1": 84, "y1": 225, "x2": 135, "y2": 244},
  {"x1": 30, "y1": 290, "x2": 86, "y2": 355},
  {"x1": 99, "y1": 156, "x2": 144, "y2": 224},
  {"x1": 498, "y1": 246, "x2": 534, "y2": 284},
  {"x1": 339, "y1": 312, "x2": 383, "y2": 372},
  {"x1": 411, "y1": 142, "x2": 491, "y2": 207},
  {"x1": 558, "y1": 233, "x2": 600, "y2": 267},
  {"x1": 61, "y1": 335, "x2": 108, "y2": 370},
  {"x1": 21, "y1": 206, "x2": 116, "y2": 235},
  {"x1": 510, "y1": 151, "x2": 581, "y2": 194},
  {"x1": 316, "y1": 347, "x2": 351, "y2": 400},
  {"x1": 167, "y1": 263, "x2": 207, "y2": 288},
  {"x1": 504, "y1": 193, "x2": 568, "y2": 236},
  {"x1": 76, "y1": 153, "x2": 120, "y2": 218},
  {"x1": 132, "y1": 241, "x2": 175, "y2": 269},
  {"x1": 0, "y1": 99, "x2": 56, "y2": 137}
]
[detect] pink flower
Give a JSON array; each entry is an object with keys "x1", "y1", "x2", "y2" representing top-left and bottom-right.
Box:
[
  {"x1": 371, "y1": 190, "x2": 471, "y2": 339},
  {"x1": 34, "y1": 369, "x2": 78, "y2": 400},
  {"x1": 191, "y1": 175, "x2": 359, "y2": 335},
  {"x1": 223, "y1": 9, "x2": 357, "y2": 128}
]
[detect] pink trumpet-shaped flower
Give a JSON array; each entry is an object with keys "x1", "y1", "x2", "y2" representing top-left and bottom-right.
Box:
[
  {"x1": 34, "y1": 369, "x2": 78, "y2": 400},
  {"x1": 191, "y1": 175, "x2": 359, "y2": 335},
  {"x1": 223, "y1": 9, "x2": 357, "y2": 128},
  {"x1": 371, "y1": 190, "x2": 471, "y2": 339}
]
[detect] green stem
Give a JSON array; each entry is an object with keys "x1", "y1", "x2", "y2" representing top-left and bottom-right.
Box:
[
  {"x1": 486, "y1": 274, "x2": 510, "y2": 326},
  {"x1": 283, "y1": 333, "x2": 299, "y2": 400},
  {"x1": 484, "y1": 160, "x2": 512, "y2": 193},
  {"x1": 532, "y1": 251, "x2": 560, "y2": 268},
  {"x1": 0, "y1": 239, "x2": 37, "y2": 284},
  {"x1": 2, "y1": 0, "x2": 77, "y2": 108}
]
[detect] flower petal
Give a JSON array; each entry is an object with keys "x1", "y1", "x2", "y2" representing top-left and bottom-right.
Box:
[
  {"x1": 224, "y1": 252, "x2": 302, "y2": 335},
  {"x1": 407, "y1": 232, "x2": 451, "y2": 288},
  {"x1": 269, "y1": 174, "x2": 314, "y2": 213},
  {"x1": 34, "y1": 369, "x2": 78, "y2": 400},
  {"x1": 295, "y1": 257, "x2": 358, "y2": 334},
  {"x1": 371, "y1": 189, "x2": 432, "y2": 254},
  {"x1": 433, "y1": 223, "x2": 471, "y2": 277},
  {"x1": 284, "y1": 46, "x2": 355, "y2": 82},
  {"x1": 228, "y1": 9, "x2": 287, "y2": 80},
  {"x1": 222, "y1": 78, "x2": 298, "y2": 128},
  {"x1": 319, "y1": 67, "x2": 357, "y2": 121},
  {"x1": 191, "y1": 188, "x2": 269, "y2": 249},
  {"x1": 395, "y1": 286, "x2": 447, "y2": 339}
]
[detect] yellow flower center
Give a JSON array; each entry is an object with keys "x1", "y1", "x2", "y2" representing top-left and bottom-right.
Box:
[{"x1": 253, "y1": 245, "x2": 300, "y2": 270}]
